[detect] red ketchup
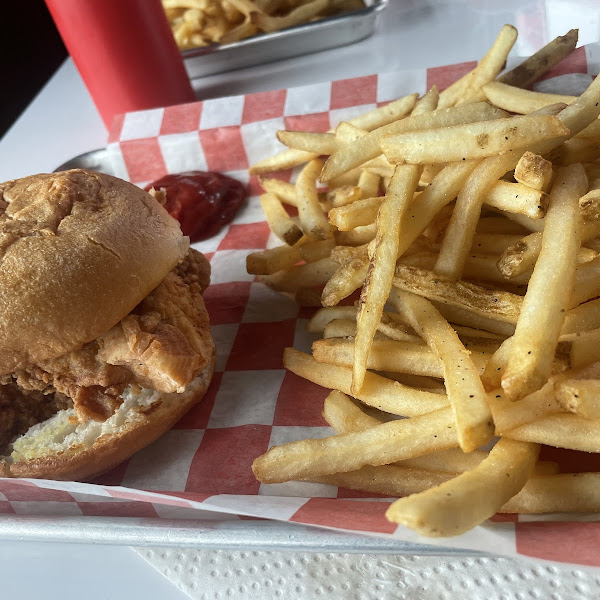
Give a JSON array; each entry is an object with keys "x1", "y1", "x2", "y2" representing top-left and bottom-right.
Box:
[{"x1": 145, "y1": 171, "x2": 246, "y2": 242}]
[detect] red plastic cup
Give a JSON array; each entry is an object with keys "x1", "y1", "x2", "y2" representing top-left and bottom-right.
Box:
[{"x1": 45, "y1": 0, "x2": 196, "y2": 128}]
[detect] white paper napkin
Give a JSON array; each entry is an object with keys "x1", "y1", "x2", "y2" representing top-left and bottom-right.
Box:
[{"x1": 134, "y1": 547, "x2": 600, "y2": 599}]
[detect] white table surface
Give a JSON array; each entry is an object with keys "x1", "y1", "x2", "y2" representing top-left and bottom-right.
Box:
[{"x1": 1, "y1": 1, "x2": 599, "y2": 598}]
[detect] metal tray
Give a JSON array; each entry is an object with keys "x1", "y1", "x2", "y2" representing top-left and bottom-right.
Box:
[
  {"x1": 182, "y1": 0, "x2": 388, "y2": 79},
  {"x1": 0, "y1": 515, "x2": 479, "y2": 554}
]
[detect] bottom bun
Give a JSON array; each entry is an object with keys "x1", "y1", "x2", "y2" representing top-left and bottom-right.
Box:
[{"x1": 1, "y1": 351, "x2": 215, "y2": 481}]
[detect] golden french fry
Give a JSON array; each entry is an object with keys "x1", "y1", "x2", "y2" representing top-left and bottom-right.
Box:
[
  {"x1": 276, "y1": 130, "x2": 337, "y2": 154},
  {"x1": 353, "y1": 165, "x2": 420, "y2": 394},
  {"x1": 321, "y1": 256, "x2": 368, "y2": 306},
  {"x1": 381, "y1": 115, "x2": 569, "y2": 165},
  {"x1": 258, "y1": 177, "x2": 297, "y2": 205},
  {"x1": 569, "y1": 328, "x2": 600, "y2": 369},
  {"x1": 471, "y1": 233, "x2": 522, "y2": 255},
  {"x1": 260, "y1": 192, "x2": 303, "y2": 245},
  {"x1": 259, "y1": 257, "x2": 338, "y2": 292},
  {"x1": 514, "y1": 151, "x2": 554, "y2": 191},
  {"x1": 328, "y1": 196, "x2": 383, "y2": 230},
  {"x1": 357, "y1": 171, "x2": 381, "y2": 198},
  {"x1": 411, "y1": 86, "x2": 440, "y2": 116},
  {"x1": 253, "y1": 406, "x2": 457, "y2": 484},
  {"x1": 484, "y1": 181, "x2": 547, "y2": 219},
  {"x1": 502, "y1": 165, "x2": 587, "y2": 400},
  {"x1": 314, "y1": 337, "x2": 489, "y2": 378},
  {"x1": 505, "y1": 413, "x2": 600, "y2": 452},
  {"x1": 502, "y1": 472, "x2": 600, "y2": 514},
  {"x1": 555, "y1": 379, "x2": 600, "y2": 419},
  {"x1": 390, "y1": 289, "x2": 494, "y2": 452},
  {"x1": 482, "y1": 81, "x2": 576, "y2": 114},
  {"x1": 307, "y1": 306, "x2": 359, "y2": 332},
  {"x1": 298, "y1": 238, "x2": 336, "y2": 263},
  {"x1": 327, "y1": 185, "x2": 362, "y2": 208},
  {"x1": 250, "y1": 148, "x2": 319, "y2": 175},
  {"x1": 335, "y1": 223, "x2": 377, "y2": 246},
  {"x1": 246, "y1": 241, "x2": 304, "y2": 275},
  {"x1": 461, "y1": 24, "x2": 518, "y2": 102},
  {"x1": 296, "y1": 158, "x2": 332, "y2": 240},
  {"x1": 284, "y1": 348, "x2": 448, "y2": 416},
  {"x1": 385, "y1": 438, "x2": 539, "y2": 537}
]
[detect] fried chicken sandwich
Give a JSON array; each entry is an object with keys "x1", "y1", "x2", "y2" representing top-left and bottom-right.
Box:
[{"x1": 0, "y1": 169, "x2": 215, "y2": 480}]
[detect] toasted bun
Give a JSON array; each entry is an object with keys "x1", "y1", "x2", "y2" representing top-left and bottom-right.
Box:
[
  {"x1": 1, "y1": 350, "x2": 215, "y2": 481},
  {"x1": 0, "y1": 169, "x2": 189, "y2": 375}
]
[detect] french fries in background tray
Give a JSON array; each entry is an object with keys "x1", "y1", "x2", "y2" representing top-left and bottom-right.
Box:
[
  {"x1": 248, "y1": 25, "x2": 600, "y2": 538},
  {"x1": 164, "y1": 0, "x2": 387, "y2": 78},
  {"x1": 163, "y1": 0, "x2": 368, "y2": 48}
]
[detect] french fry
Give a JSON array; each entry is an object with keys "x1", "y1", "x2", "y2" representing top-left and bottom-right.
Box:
[
  {"x1": 460, "y1": 24, "x2": 518, "y2": 102},
  {"x1": 555, "y1": 379, "x2": 600, "y2": 419},
  {"x1": 335, "y1": 223, "x2": 377, "y2": 246},
  {"x1": 411, "y1": 86, "x2": 440, "y2": 116},
  {"x1": 246, "y1": 241, "x2": 304, "y2": 275},
  {"x1": 298, "y1": 239, "x2": 336, "y2": 263},
  {"x1": 569, "y1": 328, "x2": 600, "y2": 369},
  {"x1": 250, "y1": 148, "x2": 319, "y2": 175},
  {"x1": 502, "y1": 164, "x2": 587, "y2": 401},
  {"x1": 276, "y1": 130, "x2": 337, "y2": 154},
  {"x1": 259, "y1": 257, "x2": 338, "y2": 292},
  {"x1": 497, "y1": 29, "x2": 578, "y2": 88},
  {"x1": 357, "y1": 171, "x2": 381, "y2": 199},
  {"x1": 252, "y1": 406, "x2": 457, "y2": 483},
  {"x1": 284, "y1": 348, "x2": 448, "y2": 416},
  {"x1": 380, "y1": 115, "x2": 569, "y2": 165},
  {"x1": 385, "y1": 438, "x2": 539, "y2": 536},
  {"x1": 393, "y1": 264, "x2": 522, "y2": 324},
  {"x1": 326, "y1": 185, "x2": 362, "y2": 208},
  {"x1": 496, "y1": 231, "x2": 542, "y2": 279},
  {"x1": 471, "y1": 233, "x2": 523, "y2": 255},
  {"x1": 502, "y1": 472, "x2": 600, "y2": 514},
  {"x1": 505, "y1": 413, "x2": 600, "y2": 452},
  {"x1": 484, "y1": 181, "x2": 547, "y2": 219},
  {"x1": 260, "y1": 192, "x2": 303, "y2": 245},
  {"x1": 434, "y1": 153, "x2": 525, "y2": 279},
  {"x1": 390, "y1": 289, "x2": 494, "y2": 452},
  {"x1": 296, "y1": 158, "x2": 332, "y2": 240},
  {"x1": 514, "y1": 151, "x2": 554, "y2": 191},
  {"x1": 307, "y1": 306, "x2": 359, "y2": 332},
  {"x1": 321, "y1": 256, "x2": 368, "y2": 306},
  {"x1": 353, "y1": 165, "x2": 420, "y2": 394},
  {"x1": 258, "y1": 177, "x2": 298, "y2": 205},
  {"x1": 321, "y1": 103, "x2": 507, "y2": 182},
  {"x1": 328, "y1": 197, "x2": 383, "y2": 230},
  {"x1": 482, "y1": 81, "x2": 575, "y2": 114}
]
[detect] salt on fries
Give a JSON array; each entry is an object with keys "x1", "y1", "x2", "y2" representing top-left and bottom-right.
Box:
[
  {"x1": 246, "y1": 25, "x2": 600, "y2": 537},
  {"x1": 163, "y1": 0, "x2": 366, "y2": 49}
]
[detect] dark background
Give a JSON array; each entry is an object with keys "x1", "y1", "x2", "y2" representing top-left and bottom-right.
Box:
[{"x1": 0, "y1": 1, "x2": 67, "y2": 138}]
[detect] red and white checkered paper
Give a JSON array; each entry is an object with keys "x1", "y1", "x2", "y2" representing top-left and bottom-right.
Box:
[{"x1": 3, "y1": 45, "x2": 600, "y2": 566}]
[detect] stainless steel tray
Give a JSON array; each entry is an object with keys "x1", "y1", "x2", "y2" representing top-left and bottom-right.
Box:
[
  {"x1": 182, "y1": 0, "x2": 388, "y2": 79},
  {"x1": 0, "y1": 515, "x2": 480, "y2": 554}
]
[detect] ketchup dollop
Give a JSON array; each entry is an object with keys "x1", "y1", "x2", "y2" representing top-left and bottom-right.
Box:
[{"x1": 145, "y1": 171, "x2": 246, "y2": 242}]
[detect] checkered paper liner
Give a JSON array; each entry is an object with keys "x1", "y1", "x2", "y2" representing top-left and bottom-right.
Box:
[{"x1": 3, "y1": 44, "x2": 600, "y2": 566}]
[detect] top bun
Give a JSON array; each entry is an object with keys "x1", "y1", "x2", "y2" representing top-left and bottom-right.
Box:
[{"x1": 0, "y1": 169, "x2": 189, "y2": 375}]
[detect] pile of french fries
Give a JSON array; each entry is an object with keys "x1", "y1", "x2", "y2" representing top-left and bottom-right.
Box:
[
  {"x1": 162, "y1": 0, "x2": 365, "y2": 49},
  {"x1": 247, "y1": 26, "x2": 600, "y2": 537}
]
